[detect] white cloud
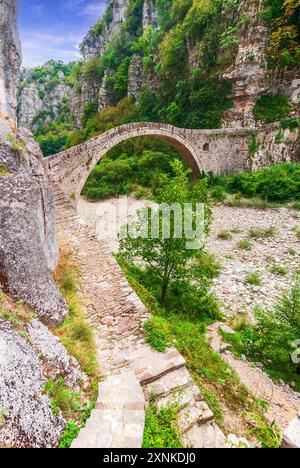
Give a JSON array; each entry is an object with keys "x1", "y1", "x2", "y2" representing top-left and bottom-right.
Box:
[
  {"x1": 83, "y1": 2, "x2": 106, "y2": 18},
  {"x1": 62, "y1": 0, "x2": 106, "y2": 18},
  {"x1": 20, "y1": 30, "x2": 83, "y2": 67}
]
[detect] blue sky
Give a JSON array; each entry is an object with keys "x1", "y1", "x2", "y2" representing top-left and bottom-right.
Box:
[{"x1": 19, "y1": 0, "x2": 106, "y2": 67}]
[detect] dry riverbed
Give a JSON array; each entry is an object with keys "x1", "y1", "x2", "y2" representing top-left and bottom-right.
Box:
[{"x1": 78, "y1": 197, "x2": 300, "y2": 321}]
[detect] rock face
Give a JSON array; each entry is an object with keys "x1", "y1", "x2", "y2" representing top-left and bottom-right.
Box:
[
  {"x1": 80, "y1": 0, "x2": 130, "y2": 61},
  {"x1": 18, "y1": 62, "x2": 74, "y2": 132},
  {"x1": 0, "y1": 1, "x2": 68, "y2": 325},
  {"x1": 142, "y1": 0, "x2": 158, "y2": 31},
  {"x1": 222, "y1": 0, "x2": 269, "y2": 127},
  {"x1": 0, "y1": 319, "x2": 65, "y2": 448},
  {"x1": 0, "y1": 130, "x2": 68, "y2": 325},
  {"x1": 0, "y1": 0, "x2": 21, "y2": 127},
  {"x1": 18, "y1": 83, "x2": 43, "y2": 128},
  {"x1": 0, "y1": 303, "x2": 86, "y2": 448},
  {"x1": 222, "y1": 0, "x2": 300, "y2": 128}
]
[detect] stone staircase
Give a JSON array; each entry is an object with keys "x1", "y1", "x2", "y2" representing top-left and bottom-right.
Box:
[
  {"x1": 71, "y1": 372, "x2": 145, "y2": 448},
  {"x1": 51, "y1": 184, "x2": 232, "y2": 449}
]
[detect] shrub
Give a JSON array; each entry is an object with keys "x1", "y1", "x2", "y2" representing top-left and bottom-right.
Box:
[
  {"x1": 227, "y1": 277, "x2": 300, "y2": 391},
  {"x1": 249, "y1": 227, "x2": 277, "y2": 239},
  {"x1": 237, "y1": 239, "x2": 253, "y2": 251},
  {"x1": 217, "y1": 230, "x2": 232, "y2": 240},
  {"x1": 253, "y1": 95, "x2": 291, "y2": 123},
  {"x1": 245, "y1": 272, "x2": 262, "y2": 286},
  {"x1": 229, "y1": 163, "x2": 300, "y2": 203}
]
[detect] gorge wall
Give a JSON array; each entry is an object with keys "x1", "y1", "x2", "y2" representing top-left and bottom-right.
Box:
[
  {"x1": 0, "y1": 1, "x2": 90, "y2": 448},
  {"x1": 0, "y1": 1, "x2": 67, "y2": 324},
  {"x1": 0, "y1": 0, "x2": 21, "y2": 133},
  {"x1": 17, "y1": 0, "x2": 300, "y2": 170}
]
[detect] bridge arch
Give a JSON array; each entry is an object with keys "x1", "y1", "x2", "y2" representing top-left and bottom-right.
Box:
[{"x1": 44, "y1": 123, "x2": 203, "y2": 207}]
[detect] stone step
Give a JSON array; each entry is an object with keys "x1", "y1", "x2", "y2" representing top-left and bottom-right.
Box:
[
  {"x1": 178, "y1": 401, "x2": 214, "y2": 434},
  {"x1": 156, "y1": 385, "x2": 202, "y2": 410},
  {"x1": 144, "y1": 367, "x2": 192, "y2": 400},
  {"x1": 71, "y1": 371, "x2": 145, "y2": 449},
  {"x1": 182, "y1": 421, "x2": 228, "y2": 449},
  {"x1": 106, "y1": 346, "x2": 186, "y2": 386}
]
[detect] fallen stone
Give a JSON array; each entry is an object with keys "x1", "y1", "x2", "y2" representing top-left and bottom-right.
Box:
[{"x1": 182, "y1": 421, "x2": 227, "y2": 449}]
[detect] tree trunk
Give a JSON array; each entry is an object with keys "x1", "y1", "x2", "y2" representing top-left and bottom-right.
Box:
[{"x1": 161, "y1": 280, "x2": 168, "y2": 306}]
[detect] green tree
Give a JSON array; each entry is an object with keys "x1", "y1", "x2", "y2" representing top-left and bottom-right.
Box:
[{"x1": 119, "y1": 160, "x2": 212, "y2": 304}]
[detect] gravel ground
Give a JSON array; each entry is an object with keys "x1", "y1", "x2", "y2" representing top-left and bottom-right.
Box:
[
  {"x1": 208, "y1": 206, "x2": 300, "y2": 321},
  {"x1": 78, "y1": 198, "x2": 299, "y2": 322}
]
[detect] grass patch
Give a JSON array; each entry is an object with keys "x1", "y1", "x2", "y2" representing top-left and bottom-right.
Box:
[
  {"x1": 217, "y1": 230, "x2": 233, "y2": 240},
  {"x1": 0, "y1": 290, "x2": 37, "y2": 331},
  {"x1": 249, "y1": 227, "x2": 277, "y2": 239},
  {"x1": 44, "y1": 377, "x2": 82, "y2": 417},
  {"x1": 0, "y1": 164, "x2": 9, "y2": 176},
  {"x1": 292, "y1": 226, "x2": 300, "y2": 240},
  {"x1": 237, "y1": 239, "x2": 253, "y2": 251},
  {"x1": 269, "y1": 264, "x2": 287, "y2": 277},
  {"x1": 143, "y1": 402, "x2": 183, "y2": 448},
  {"x1": 59, "y1": 420, "x2": 81, "y2": 449},
  {"x1": 245, "y1": 272, "x2": 262, "y2": 286},
  {"x1": 292, "y1": 201, "x2": 300, "y2": 211},
  {"x1": 53, "y1": 247, "x2": 99, "y2": 378}
]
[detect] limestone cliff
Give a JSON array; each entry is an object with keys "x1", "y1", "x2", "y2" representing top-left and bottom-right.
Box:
[
  {"x1": 80, "y1": 0, "x2": 131, "y2": 61},
  {"x1": 0, "y1": 0, "x2": 21, "y2": 132},
  {"x1": 0, "y1": 1, "x2": 67, "y2": 324},
  {"x1": 0, "y1": 2, "x2": 91, "y2": 448},
  {"x1": 18, "y1": 61, "x2": 75, "y2": 138},
  {"x1": 0, "y1": 293, "x2": 86, "y2": 448},
  {"x1": 222, "y1": 0, "x2": 300, "y2": 128}
]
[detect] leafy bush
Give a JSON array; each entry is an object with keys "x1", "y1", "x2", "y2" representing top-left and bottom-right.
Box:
[
  {"x1": 227, "y1": 277, "x2": 300, "y2": 391},
  {"x1": 253, "y1": 95, "x2": 291, "y2": 123},
  {"x1": 229, "y1": 163, "x2": 300, "y2": 203}
]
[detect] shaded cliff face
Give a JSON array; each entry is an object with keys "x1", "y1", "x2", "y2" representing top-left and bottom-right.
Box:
[
  {"x1": 0, "y1": 0, "x2": 21, "y2": 128},
  {"x1": 0, "y1": 0, "x2": 68, "y2": 325},
  {"x1": 222, "y1": 0, "x2": 300, "y2": 128}
]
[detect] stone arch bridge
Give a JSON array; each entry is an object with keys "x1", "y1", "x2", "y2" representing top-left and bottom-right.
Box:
[{"x1": 43, "y1": 122, "x2": 253, "y2": 207}]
